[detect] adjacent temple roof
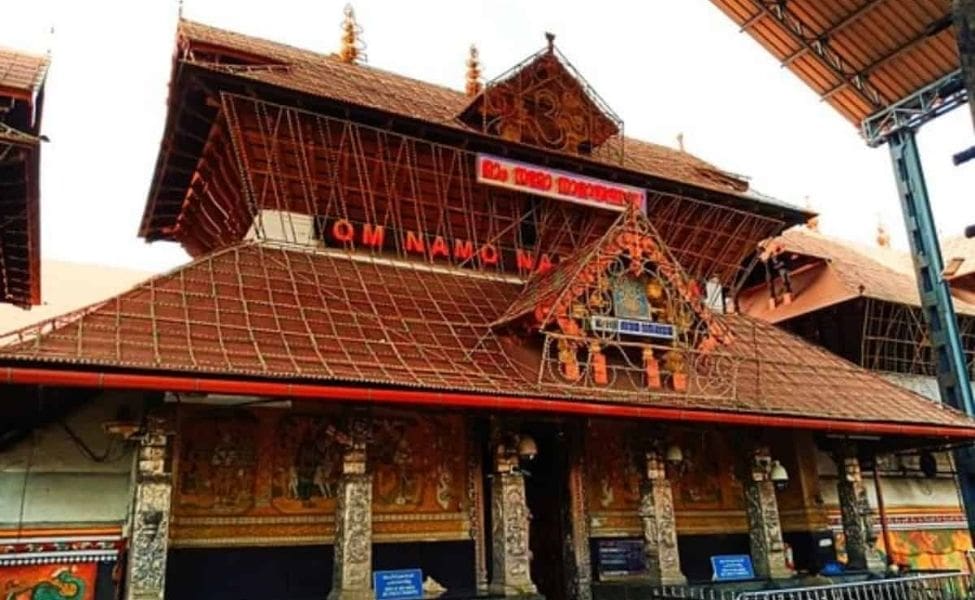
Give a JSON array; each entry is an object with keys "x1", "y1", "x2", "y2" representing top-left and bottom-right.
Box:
[
  {"x1": 0, "y1": 47, "x2": 47, "y2": 308},
  {"x1": 708, "y1": 0, "x2": 959, "y2": 127},
  {"x1": 152, "y1": 20, "x2": 793, "y2": 211},
  {"x1": 739, "y1": 227, "x2": 975, "y2": 323},
  {"x1": 1, "y1": 237, "x2": 972, "y2": 433}
]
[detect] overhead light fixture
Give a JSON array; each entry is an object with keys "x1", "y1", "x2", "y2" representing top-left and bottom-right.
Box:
[
  {"x1": 770, "y1": 460, "x2": 790, "y2": 490},
  {"x1": 665, "y1": 444, "x2": 684, "y2": 465}
]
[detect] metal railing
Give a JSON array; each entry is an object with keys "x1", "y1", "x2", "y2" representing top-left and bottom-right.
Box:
[{"x1": 733, "y1": 572, "x2": 975, "y2": 600}]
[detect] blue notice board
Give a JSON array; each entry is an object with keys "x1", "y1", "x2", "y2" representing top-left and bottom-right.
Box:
[
  {"x1": 373, "y1": 569, "x2": 423, "y2": 600},
  {"x1": 710, "y1": 555, "x2": 755, "y2": 582}
]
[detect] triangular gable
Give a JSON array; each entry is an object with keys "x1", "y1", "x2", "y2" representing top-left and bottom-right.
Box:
[
  {"x1": 459, "y1": 36, "x2": 622, "y2": 160},
  {"x1": 494, "y1": 204, "x2": 732, "y2": 394}
]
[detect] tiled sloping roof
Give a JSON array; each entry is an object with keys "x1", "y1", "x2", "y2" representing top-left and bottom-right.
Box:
[
  {"x1": 0, "y1": 243, "x2": 971, "y2": 430},
  {"x1": 0, "y1": 48, "x2": 48, "y2": 96},
  {"x1": 942, "y1": 236, "x2": 975, "y2": 281},
  {"x1": 177, "y1": 20, "x2": 755, "y2": 199},
  {"x1": 775, "y1": 228, "x2": 975, "y2": 316}
]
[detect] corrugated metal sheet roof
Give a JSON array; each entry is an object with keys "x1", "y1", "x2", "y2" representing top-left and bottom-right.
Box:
[{"x1": 708, "y1": 0, "x2": 958, "y2": 127}]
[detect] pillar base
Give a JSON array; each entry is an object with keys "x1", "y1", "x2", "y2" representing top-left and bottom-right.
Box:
[
  {"x1": 327, "y1": 589, "x2": 373, "y2": 600},
  {"x1": 487, "y1": 585, "x2": 543, "y2": 600}
]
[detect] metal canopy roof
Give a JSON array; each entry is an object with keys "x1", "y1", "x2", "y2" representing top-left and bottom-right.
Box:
[{"x1": 709, "y1": 0, "x2": 960, "y2": 135}]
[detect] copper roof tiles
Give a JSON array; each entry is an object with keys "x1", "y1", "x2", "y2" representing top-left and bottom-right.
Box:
[
  {"x1": 0, "y1": 47, "x2": 48, "y2": 97},
  {"x1": 1, "y1": 242, "x2": 971, "y2": 431},
  {"x1": 175, "y1": 20, "x2": 758, "y2": 200}
]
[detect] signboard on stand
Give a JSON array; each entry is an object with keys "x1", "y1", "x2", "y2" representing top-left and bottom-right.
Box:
[
  {"x1": 596, "y1": 539, "x2": 646, "y2": 578},
  {"x1": 373, "y1": 569, "x2": 424, "y2": 600},
  {"x1": 710, "y1": 554, "x2": 755, "y2": 581}
]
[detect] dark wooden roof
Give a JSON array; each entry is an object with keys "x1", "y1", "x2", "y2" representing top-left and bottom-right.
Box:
[
  {"x1": 708, "y1": 0, "x2": 958, "y2": 126},
  {"x1": 0, "y1": 47, "x2": 47, "y2": 308}
]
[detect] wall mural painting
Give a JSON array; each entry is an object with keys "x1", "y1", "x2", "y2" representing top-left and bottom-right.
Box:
[
  {"x1": 172, "y1": 407, "x2": 471, "y2": 546},
  {"x1": 671, "y1": 432, "x2": 723, "y2": 508},
  {"x1": 586, "y1": 421, "x2": 641, "y2": 536},
  {"x1": 175, "y1": 410, "x2": 259, "y2": 514},
  {"x1": 835, "y1": 529, "x2": 974, "y2": 572},
  {"x1": 270, "y1": 414, "x2": 342, "y2": 513},
  {"x1": 0, "y1": 563, "x2": 96, "y2": 600}
]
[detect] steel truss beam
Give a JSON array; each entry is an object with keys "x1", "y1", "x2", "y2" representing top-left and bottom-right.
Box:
[
  {"x1": 780, "y1": 0, "x2": 887, "y2": 67},
  {"x1": 743, "y1": 0, "x2": 885, "y2": 110},
  {"x1": 861, "y1": 70, "x2": 966, "y2": 146}
]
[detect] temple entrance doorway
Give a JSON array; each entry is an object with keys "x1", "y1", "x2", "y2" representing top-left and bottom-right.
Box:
[{"x1": 523, "y1": 422, "x2": 572, "y2": 600}]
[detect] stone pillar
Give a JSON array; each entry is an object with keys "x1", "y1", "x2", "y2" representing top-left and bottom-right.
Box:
[
  {"x1": 490, "y1": 440, "x2": 538, "y2": 597},
  {"x1": 744, "y1": 447, "x2": 793, "y2": 580},
  {"x1": 125, "y1": 417, "x2": 172, "y2": 600},
  {"x1": 639, "y1": 451, "x2": 686, "y2": 586},
  {"x1": 834, "y1": 446, "x2": 884, "y2": 572},
  {"x1": 566, "y1": 426, "x2": 592, "y2": 600},
  {"x1": 329, "y1": 418, "x2": 373, "y2": 600}
]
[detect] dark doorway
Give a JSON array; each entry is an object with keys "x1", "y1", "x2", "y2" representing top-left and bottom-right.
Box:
[{"x1": 523, "y1": 422, "x2": 571, "y2": 600}]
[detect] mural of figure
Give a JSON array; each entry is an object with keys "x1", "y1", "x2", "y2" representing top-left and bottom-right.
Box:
[{"x1": 211, "y1": 428, "x2": 243, "y2": 506}]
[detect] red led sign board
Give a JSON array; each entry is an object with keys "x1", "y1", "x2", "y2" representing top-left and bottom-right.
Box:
[{"x1": 476, "y1": 154, "x2": 646, "y2": 212}]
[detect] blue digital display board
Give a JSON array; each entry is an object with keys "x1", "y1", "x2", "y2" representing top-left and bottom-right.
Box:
[{"x1": 590, "y1": 316, "x2": 676, "y2": 340}]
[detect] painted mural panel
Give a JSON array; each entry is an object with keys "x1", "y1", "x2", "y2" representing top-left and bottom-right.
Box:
[
  {"x1": 0, "y1": 563, "x2": 97, "y2": 600},
  {"x1": 170, "y1": 406, "x2": 471, "y2": 546},
  {"x1": 586, "y1": 423, "x2": 825, "y2": 537},
  {"x1": 834, "y1": 528, "x2": 974, "y2": 572}
]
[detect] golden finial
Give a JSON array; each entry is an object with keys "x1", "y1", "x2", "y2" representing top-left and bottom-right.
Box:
[
  {"x1": 877, "y1": 221, "x2": 891, "y2": 248},
  {"x1": 465, "y1": 44, "x2": 482, "y2": 97},
  {"x1": 804, "y1": 196, "x2": 819, "y2": 232},
  {"x1": 339, "y1": 4, "x2": 365, "y2": 64},
  {"x1": 545, "y1": 32, "x2": 556, "y2": 53}
]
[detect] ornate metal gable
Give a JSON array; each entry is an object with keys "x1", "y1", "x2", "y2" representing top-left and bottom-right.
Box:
[
  {"x1": 459, "y1": 34, "x2": 624, "y2": 163},
  {"x1": 494, "y1": 205, "x2": 735, "y2": 397}
]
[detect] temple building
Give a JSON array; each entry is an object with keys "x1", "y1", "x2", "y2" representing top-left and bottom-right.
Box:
[
  {"x1": 2, "y1": 12, "x2": 975, "y2": 600},
  {"x1": 0, "y1": 48, "x2": 46, "y2": 307},
  {"x1": 739, "y1": 224, "x2": 975, "y2": 573}
]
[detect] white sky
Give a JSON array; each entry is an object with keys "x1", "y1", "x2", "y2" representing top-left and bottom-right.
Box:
[{"x1": 2, "y1": 0, "x2": 974, "y2": 273}]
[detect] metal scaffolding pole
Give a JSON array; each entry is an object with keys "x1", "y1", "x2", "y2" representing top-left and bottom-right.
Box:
[{"x1": 887, "y1": 128, "x2": 975, "y2": 539}]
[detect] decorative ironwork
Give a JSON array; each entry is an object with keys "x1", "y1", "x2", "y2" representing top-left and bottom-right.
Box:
[
  {"x1": 531, "y1": 208, "x2": 737, "y2": 399},
  {"x1": 460, "y1": 37, "x2": 624, "y2": 163}
]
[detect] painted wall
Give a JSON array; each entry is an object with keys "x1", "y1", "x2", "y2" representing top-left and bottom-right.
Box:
[{"x1": 0, "y1": 391, "x2": 137, "y2": 527}]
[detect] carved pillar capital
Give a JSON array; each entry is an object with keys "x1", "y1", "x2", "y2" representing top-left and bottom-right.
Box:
[
  {"x1": 743, "y1": 446, "x2": 793, "y2": 581},
  {"x1": 638, "y1": 450, "x2": 686, "y2": 586},
  {"x1": 125, "y1": 417, "x2": 173, "y2": 600}
]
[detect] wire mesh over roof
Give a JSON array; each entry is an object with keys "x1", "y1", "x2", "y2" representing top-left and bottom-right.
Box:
[
  {"x1": 0, "y1": 241, "x2": 972, "y2": 431},
  {"x1": 708, "y1": 0, "x2": 958, "y2": 126},
  {"x1": 170, "y1": 20, "x2": 768, "y2": 202}
]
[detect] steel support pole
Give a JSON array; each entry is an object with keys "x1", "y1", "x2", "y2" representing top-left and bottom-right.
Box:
[
  {"x1": 956, "y1": 0, "x2": 975, "y2": 129},
  {"x1": 887, "y1": 128, "x2": 975, "y2": 540}
]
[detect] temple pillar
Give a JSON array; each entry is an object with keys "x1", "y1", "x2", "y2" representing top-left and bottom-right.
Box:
[
  {"x1": 567, "y1": 425, "x2": 592, "y2": 600},
  {"x1": 638, "y1": 450, "x2": 686, "y2": 586},
  {"x1": 125, "y1": 416, "x2": 172, "y2": 600},
  {"x1": 744, "y1": 446, "x2": 793, "y2": 580},
  {"x1": 328, "y1": 418, "x2": 373, "y2": 600},
  {"x1": 490, "y1": 436, "x2": 538, "y2": 597},
  {"x1": 834, "y1": 445, "x2": 884, "y2": 572}
]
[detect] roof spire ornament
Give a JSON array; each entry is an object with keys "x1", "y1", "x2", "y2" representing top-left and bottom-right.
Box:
[
  {"x1": 676, "y1": 132, "x2": 685, "y2": 152},
  {"x1": 545, "y1": 32, "x2": 556, "y2": 53},
  {"x1": 339, "y1": 4, "x2": 366, "y2": 64},
  {"x1": 876, "y1": 220, "x2": 891, "y2": 248},
  {"x1": 803, "y1": 196, "x2": 819, "y2": 232},
  {"x1": 465, "y1": 44, "x2": 482, "y2": 97}
]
